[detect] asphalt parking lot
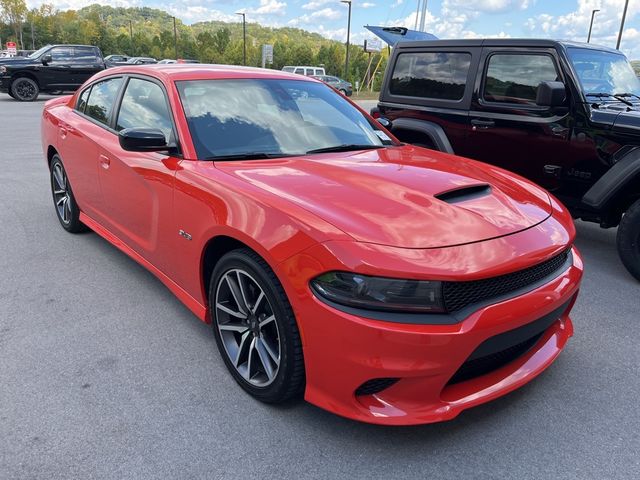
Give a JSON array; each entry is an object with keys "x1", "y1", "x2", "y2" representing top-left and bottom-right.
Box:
[{"x1": 1, "y1": 95, "x2": 639, "y2": 480}]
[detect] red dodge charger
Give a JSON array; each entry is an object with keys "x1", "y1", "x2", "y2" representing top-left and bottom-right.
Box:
[{"x1": 41, "y1": 65, "x2": 583, "y2": 425}]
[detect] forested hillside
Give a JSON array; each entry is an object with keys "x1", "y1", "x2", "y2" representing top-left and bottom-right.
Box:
[{"x1": 0, "y1": 2, "x2": 388, "y2": 84}]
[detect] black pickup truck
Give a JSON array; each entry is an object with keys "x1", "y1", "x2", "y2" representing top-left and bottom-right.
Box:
[
  {"x1": 374, "y1": 39, "x2": 640, "y2": 280},
  {"x1": 0, "y1": 44, "x2": 105, "y2": 101}
]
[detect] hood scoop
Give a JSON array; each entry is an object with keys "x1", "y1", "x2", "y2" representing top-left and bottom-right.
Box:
[{"x1": 435, "y1": 184, "x2": 492, "y2": 204}]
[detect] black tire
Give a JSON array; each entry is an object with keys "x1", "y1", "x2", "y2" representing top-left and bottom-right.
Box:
[
  {"x1": 50, "y1": 155, "x2": 87, "y2": 233},
  {"x1": 339, "y1": 88, "x2": 347, "y2": 95},
  {"x1": 209, "y1": 249, "x2": 305, "y2": 403},
  {"x1": 617, "y1": 198, "x2": 640, "y2": 281},
  {"x1": 11, "y1": 77, "x2": 39, "y2": 101}
]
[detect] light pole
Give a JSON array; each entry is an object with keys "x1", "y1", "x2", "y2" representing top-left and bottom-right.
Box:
[
  {"x1": 236, "y1": 12, "x2": 246, "y2": 66},
  {"x1": 173, "y1": 16, "x2": 178, "y2": 59},
  {"x1": 341, "y1": 0, "x2": 352, "y2": 80},
  {"x1": 129, "y1": 19, "x2": 133, "y2": 55},
  {"x1": 616, "y1": 0, "x2": 630, "y2": 50},
  {"x1": 587, "y1": 9, "x2": 599, "y2": 43}
]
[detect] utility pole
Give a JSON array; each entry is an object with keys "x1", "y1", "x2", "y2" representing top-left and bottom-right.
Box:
[
  {"x1": 419, "y1": 0, "x2": 428, "y2": 32},
  {"x1": 414, "y1": 0, "x2": 421, "y2": 30},
  {"x1": 30, "y1": 22, "x2": 35, "y2": 50},
  {"x1": 341, "y1": 0, "x2": 352, "y2": 79},
  {"x1": 236, "y1": 12, "x2": 246, "y2": 66},
  {"x1": 173, "y1": 16, "x2": 178, "y2": 59},
  {"x1": 587, "y1": 9, "x2": 599, "y2": 43},
  {"x1": 616, "y1": 0, "x2": 629, "y2": 50}
]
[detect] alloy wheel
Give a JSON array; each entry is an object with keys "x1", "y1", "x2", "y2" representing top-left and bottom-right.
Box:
[
  {"x1": 215, "y1": 268, "x2": 281, "y2": 387},
  {"x1": 52, "y1": 163, "x2": 71, "y2": 225},
  {"x1": 14, "y1": 79, "x2": 37, "y2": 101}
]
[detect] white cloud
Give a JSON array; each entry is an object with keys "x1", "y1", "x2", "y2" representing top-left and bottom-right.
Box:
[
  {"x1": 289, "y1": 7, "x2": 342, "y2": 25},
  {"x1": 252, "y1": 0, "x2": 287, "y2": 16},
  {"x1": 391, "y1": 0, "x2": 403, "y2": 7},
  {"x1": 301, "y1": 0, "x2": 333, "y2": 10},
  {"x1": 443, "y1": 0, "x2": 533, "y2": 14},
  {"x1": 525, "y1": 0, "x2": 640, "y2": 58},
  {"x1": 360, "y1": 2, "x2": 376, "y2": 8}
]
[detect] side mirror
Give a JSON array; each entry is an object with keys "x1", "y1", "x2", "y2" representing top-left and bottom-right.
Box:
[
  {"x1": 536, "y1": 81, "x2": 566, "y2": 107},
  {"x1": 377, "y1": 117, "x2": 392, "y2": 129},
  {"x1": 119, "y1": 128, "x2": 168, "y2": 152},
  {"x1": 41, "y1": 54, "x2": 52, "y2": 65}
]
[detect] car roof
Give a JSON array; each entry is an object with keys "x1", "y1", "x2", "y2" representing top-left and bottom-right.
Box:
[
  {"x1": 96, "y1": 64, "x2": 321, "y2": 83},
  {"x1": 394, "y1": 38, "x2": 621, "y2": 55}
]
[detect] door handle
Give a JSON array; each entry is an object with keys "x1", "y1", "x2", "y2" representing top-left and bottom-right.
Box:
[
  {"x1": 99, "y1": 154, "x2": 110, "y2": 169},
  {"x1": 471, "y1": 119, "x2": 495, "y2": 130}
]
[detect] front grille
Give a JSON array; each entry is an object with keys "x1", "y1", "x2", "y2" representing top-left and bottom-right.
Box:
[
  {"x1": 355, "y1": 378, "x2": 399, "y2": 396},
  {"x1": 443, "y1": 249, "x2": 570, "y2": 313},
  {"x1": 447, "y1": 333, "x2": 543, "y2": 385}
]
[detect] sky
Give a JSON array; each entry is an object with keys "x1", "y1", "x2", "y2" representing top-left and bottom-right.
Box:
[{"x1": 24, "y1": 1, "x2": 640, "y2": 59}]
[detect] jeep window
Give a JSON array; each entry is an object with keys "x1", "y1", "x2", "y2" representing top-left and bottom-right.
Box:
[
  {"x1": 50, "y1": 47, "x2": 74, "y2": 64},
  {"x1": 74, "y1": 47, "x2": 100, "y2": 63},
  {"x1": 567, "y1": 48, "x2": 640, "y2": 97},
  {"x1": 28, "y1": 45, "x2": 51, "y2": 59},
  {"x1": 483, "y1": 54, "x2": 558, "y2": 105},
  {"x1": 390, "y1": 52, "x2": 471, "y2": 101},
  {"x1": 83, "y1": 77, "x2": 124, "y2": 126}
]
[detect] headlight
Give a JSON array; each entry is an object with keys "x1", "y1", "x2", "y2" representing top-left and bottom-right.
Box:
[{"x1": 311, "y1": 272, "x2": 445, "y2": 313}]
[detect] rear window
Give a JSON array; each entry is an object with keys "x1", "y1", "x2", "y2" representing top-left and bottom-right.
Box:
[
  {"x1": 390, "y1": 52, "x2": 471, "y2": 101},
  {"x1": 84, "y1": 77, "x2": 123, "y2": 126}
]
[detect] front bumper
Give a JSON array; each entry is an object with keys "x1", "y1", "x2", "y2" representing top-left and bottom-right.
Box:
[
  {"x1": 277, "y1": 214, "x2": 583, "y2": 425},
  {"x1": 0, "y1": 75, "x2": 10, "y2": 93}
]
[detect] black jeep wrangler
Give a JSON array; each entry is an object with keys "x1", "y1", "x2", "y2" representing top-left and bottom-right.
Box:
[
  {"x1": 0, "y1": 44, "x2": 105, "y2": 101},
  {"x1": 375, "y1": 39, "x2": 640, "y2": 280}
]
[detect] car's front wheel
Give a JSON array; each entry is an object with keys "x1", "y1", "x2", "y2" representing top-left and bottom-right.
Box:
[
  {"x1": 50, "y1": 155, "x2": 86, "y2": 233},
  {"x1": 339, "y1": 88, "x2": 347, "y2": 95},
  {"x1": 617, "y1": 198, "x2": 640, "y2": 281},
  {"x1": 11, "y1": 77, "x2": 39, "y2": 101},
  {"x1": 209, "y1": 249, "x2": 305, "y2": 403}
]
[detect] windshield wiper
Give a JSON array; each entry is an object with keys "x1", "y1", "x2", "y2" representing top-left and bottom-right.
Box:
[
  {"x1": 206, "y1": 152, "x2": 295, "y2": 161},
  {"x1": 585, "y1": 92, "x2": 633, "y2": 106},
  {"x1": 615, "y1": 92, "x2": 640, "y2": 102},
  {"x1": 306, "y1": 144, "x2": 384, "y2": 154}
]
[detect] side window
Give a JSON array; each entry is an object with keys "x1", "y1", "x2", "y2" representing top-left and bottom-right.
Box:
[
  {"x1": 116, "y1": 78, "x2": 173, "y2": 141},
  {"x1": 305, "y1": 68, "x2": 314, "y2": 76},
  {"x1": 483, "y1": 54, "x2": 559, "y2": 105},
  {"x1": 49, "y1": 47, "x2": 74, "y2": 64},
  {"x1": 390, "y1": 52, "x2": 471, "y2": 101},
  {"x1": 74, "y1": 47, "x2": 99, "y2": 63},
  {"x1": 84, "y1": 77, "x2": 124, "y2": 126},
  {"x1": 76, "y1": 87, "x2": 91, "y2": 113},
  {"x1": 294, "y1": 68, "x2": 304, "y2": 75}
]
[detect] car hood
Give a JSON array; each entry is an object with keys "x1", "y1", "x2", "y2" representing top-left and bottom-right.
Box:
[
  {"x1": 0, "y1": 57, "x2": 32, "y2": 66},
  {"x1": 215, "y1": 146, "x2": 553, "y2": 249}
]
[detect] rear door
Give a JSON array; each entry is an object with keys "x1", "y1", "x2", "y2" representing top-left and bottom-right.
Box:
[
  {"x1": 466, "y1": 47, "x2": 573, "y2": 190},
  {"x1": 71, "y1": 47, "x2": 104, "y2": 86}
]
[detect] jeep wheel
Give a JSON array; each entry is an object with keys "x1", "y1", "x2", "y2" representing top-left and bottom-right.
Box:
[
  {"x1": 11, "y1": 77, "x2": 39, "y2": 102},
  {"x1": 616, "y1": 198, "x2": 640, "y2": 281}
]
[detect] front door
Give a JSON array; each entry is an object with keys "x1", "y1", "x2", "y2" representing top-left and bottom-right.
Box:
[
  {"x1": 97, "y1": 76, "x2": 179, "y2": 271},
  {"x1": 466, "y1": 48, "x2": 573, "y2": 192},
  {"x1": 41, "y1": 46, "x2": 75, "y2": 89}
]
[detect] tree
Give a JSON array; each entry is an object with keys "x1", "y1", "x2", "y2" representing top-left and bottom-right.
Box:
[{"x1": 0, "y1": 0, "x2": 27, "y2": 49}]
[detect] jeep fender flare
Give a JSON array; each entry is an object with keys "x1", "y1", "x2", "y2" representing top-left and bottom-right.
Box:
[
  {"x1": 390, "y1": 118, "x2": 455, "y2": 154},
  {"x1": 583, "y1": 147, "x2": 640, "y2": 210}
]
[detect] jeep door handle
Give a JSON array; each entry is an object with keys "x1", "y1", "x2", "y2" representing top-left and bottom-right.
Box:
[{"x1": 471, "y1": 119, "x2": 495, "y2": 130}]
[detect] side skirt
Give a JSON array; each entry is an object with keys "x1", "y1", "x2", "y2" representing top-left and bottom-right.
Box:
[{"x1": 79, "y1": 212, "x2": 208, "y2": 322}]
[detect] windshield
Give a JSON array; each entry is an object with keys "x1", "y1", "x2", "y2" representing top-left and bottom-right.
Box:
[
  {"x1": 176, "y1": 79, "x2": 392, "y2": 159},
  {"x1": 567, "y1": 47, "x2": 640, "y2": 97},
  {"x1": 28, "y1": 45, "x2": 51, "y2": 59}
]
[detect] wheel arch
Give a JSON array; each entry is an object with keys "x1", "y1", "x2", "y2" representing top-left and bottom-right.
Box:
[
  {"x1": 583, "y1": 147, "x2": 640, "y2": 223},
  {"x1": 390, "y1": 118, "x2": 455, "y2": 153},
  {"x1": 10, "y1": 71, "x2": 40, "y2": 88},
  {"x1": 46, "y1": 145, "x2": 59, "y2": 168}
]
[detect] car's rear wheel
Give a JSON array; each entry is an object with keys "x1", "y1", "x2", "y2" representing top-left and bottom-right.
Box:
[
  {"x1": 11, "y1": 77, "x2": 39, "y2": 102},
  {"x1": 339, "y1": 88, "x2": 347, "y2": 95},
  {"x1": 209, "y1": 249, "x2": 304, "y2": 403},
  {"x1": 50, "y1": 155, "x2": 86, "y2": 233},
  {"x1": 617, "y1": 198, "x2": 640, "y2": 281}
]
